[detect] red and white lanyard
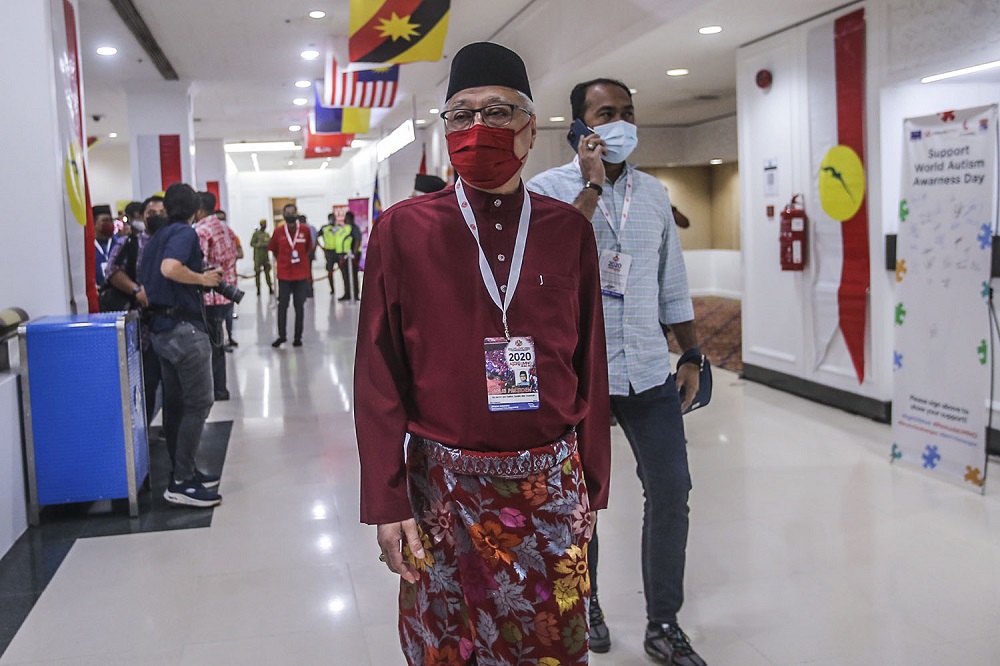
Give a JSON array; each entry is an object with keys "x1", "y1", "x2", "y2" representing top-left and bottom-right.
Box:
[{"x1": 455, "y1": 178, "x2": 531, "y2": 340}]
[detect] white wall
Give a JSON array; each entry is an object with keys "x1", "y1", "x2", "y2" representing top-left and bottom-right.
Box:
[
  {"x1": 195, "y1": 139, "x2": 229, "y2": 213},
  {"x1": 87, "y1": 142, "x2": 133, "y2": 208}
]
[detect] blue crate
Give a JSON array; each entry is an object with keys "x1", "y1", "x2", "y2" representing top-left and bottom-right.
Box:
[{"x1": 19, "y1": 312, "x2": 148, "y2": 522}]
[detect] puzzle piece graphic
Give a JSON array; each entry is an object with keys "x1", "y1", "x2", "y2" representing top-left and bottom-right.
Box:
[
  {"x1": 977, "y1": 224, "x2": 992, "y2": 250},
  {"x1": 964, "y1": 466, "x2": 984, "y2": 487},
  {"x1": 983, "y1": 281, "x2": 992, "y2": 300},
  {"x1": 978, "y1": 339, "x2": 988, "y2": 365},
  {"x1": 893, "y1": 351, "x2": 903, "y2": 370},
  {"x1": 895, "y1": 303, "x2": 907, "y2": 326},
  {"x1": 899, "y1": 199, "x2": 909, "y2": 222},
  {"x1": 921, "y1": 445, "x2": 941, "y2": 469},
  {"x1": 895, "y1": 259, "x2": 907, "y2": 283},
  {"x1": 890, "y1": 443, "x2": 902, "y2": 461}
]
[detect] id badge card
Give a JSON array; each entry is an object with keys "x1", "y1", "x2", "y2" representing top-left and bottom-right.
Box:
[
  {"x1": 599, "y1": 249, "x2": 632, "y2": 298},
  {"x1": 484, "y1": 336, "x2": 540, "y2": 411},
  {"x1": 290, "y1": 250, "x2": 301, "y2": 264}
]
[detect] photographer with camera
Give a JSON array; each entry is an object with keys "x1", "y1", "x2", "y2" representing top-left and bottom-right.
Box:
[
  {"x1": 194, "y1": 191, "x2": 240, "y2": 401},
  {"x1": 138, "y1": 182, "x2": 223, "y2": 508}
]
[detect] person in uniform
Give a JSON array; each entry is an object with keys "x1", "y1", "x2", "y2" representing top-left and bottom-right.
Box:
[{"x1": 354, "y1": 42, "x2": 611, "y2": 665}]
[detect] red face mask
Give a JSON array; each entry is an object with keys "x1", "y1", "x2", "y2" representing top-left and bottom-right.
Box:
[
  {"x1": 99, "y1": 221, "x2": 116, "y2": 237},
  {"x1": 446, "y1": 121, "x2": 531, "y2": 190}
]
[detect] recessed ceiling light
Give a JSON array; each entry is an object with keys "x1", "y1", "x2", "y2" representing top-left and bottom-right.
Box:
[
  {"x1": 699, "y1": 25, "x2": 723, "y2": 35},
  {"x1": 288, "y1": 124, "x2": 301, "y2": 132},
  {"x1": 415, "y1": 119, "x2": 427, "y2": 125},
  {"x1": 295, "y1": 80, "x2": 312, "y2": 88},
  {"x1": 288, "y1": 160, "x2": 294, "y2": 166},
  {"x1": 667, "y1": 69, "x2": 690, "y2": 77},
  {"x1": 429, "y1": 108, "x2": 440, "y2": 114},
  {"x1": 108, "y1": 132, "x2": 118, "y2": 138},
  {"x1": 96, "y1": 46, "x2": 117, "y2": 56},
  {"x1": 629, "y1": 88, "x2": 638, "y2": 94},
  {"x1": 293, "y1": 97, "x2": 308, "y2": 106},
  {"x1": 549, "y1": 116, "x2": 565, "y2": 122},
  {"x1": 308, "y1": 10, "x2": 326, "y2": 19},
  {"x1": 710, "y1": 158, "x2": 723, "y2": 165},
  {"x1": 300, "y1": 49, "x2": 320, "y2": 60},
  {"x1": 226, "y1": 141, "x2": 300, "y2": 153}
]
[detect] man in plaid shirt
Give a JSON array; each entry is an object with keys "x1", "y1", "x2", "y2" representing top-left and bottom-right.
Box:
[{"x1": 195, "y1": 191, "x2": 239, "y2": 401}]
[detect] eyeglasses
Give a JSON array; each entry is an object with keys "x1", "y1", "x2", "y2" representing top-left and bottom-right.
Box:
[{"x1": 440, "y1": 103, "x2": 531, "y2": 131}]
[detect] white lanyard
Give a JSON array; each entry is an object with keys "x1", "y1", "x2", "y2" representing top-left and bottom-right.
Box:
[
  {"x1": 283, "y1": 223, "x2": 303, "y2": 249},
  {"x1": 455, "y1": 178, "x2": 531, "y2": 340},
  {"x1": 594, "y1": 169, "x2": 634, "y2": 246},
  {"x1": 95, "y1": 239, "x2": 111, "y2": 258}
]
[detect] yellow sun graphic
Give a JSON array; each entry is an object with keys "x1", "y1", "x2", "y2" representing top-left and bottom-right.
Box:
[{"x1": 376, "y1": 12, "x2": 420, "y2": 41}]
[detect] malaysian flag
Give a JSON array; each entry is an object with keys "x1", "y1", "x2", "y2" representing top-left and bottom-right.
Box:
[{"x1": 323, "y1": 57, "x2": 399, "y2": 108}]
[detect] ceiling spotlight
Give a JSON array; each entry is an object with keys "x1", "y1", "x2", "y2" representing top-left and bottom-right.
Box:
[
  {"x1": 415, "y1": 119, "x2": 427, "y2": 125},
  {"x1": 710, "y1": 158, "x2": 723, "y2": 165},
  {"x1": 667, "y1": 69, "x2": 690, "y2": 77},
  {"x1": 549, "y1": 116, "x2": 565, "y2": 122},
  {"x1": 96, "y1": 46, "x2": 117, "y2": 56},
  {"x1": 629, "y1": 88, "x2": 638, "y2": 94},
  {"x1": 308, "y1": 10, "x2": 326, "y2": 19},
  {"x1": 295, "y1": 80, "x2": 312, "y2": 88},
  {"x1": 293, "y1": 97, "x2": 308, "y2": 106},
  {"x1": 429, "y1": 108, "x2": 440, "y2": 114},
  {"x1": 300, "y1": 49, "x2": 320, "y2": 60},
  {"x1": 288, "y1": 160, "x2": 294, "y2": 166},
  {"x1": 288, "y1": 124, "x2": 301, "y2": 132},
  {"x1": 699, "y1": 25, "x2": 723, "y2": 35},
  {"x1": 108, "y1": 132, "x2": 118, "y2": 138}
]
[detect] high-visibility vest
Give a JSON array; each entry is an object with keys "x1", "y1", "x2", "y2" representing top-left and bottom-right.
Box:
[
  {"x1": 320, "y1": 224, "x2": 338, "y2": 250},
  {"x1": 330, "y1": 224, "x2": 354, "y2": 253}
]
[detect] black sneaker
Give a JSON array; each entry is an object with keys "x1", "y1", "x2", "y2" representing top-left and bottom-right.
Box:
[
  {"x1": 589, "y1": 593, "x2": 611, "y2": 653},
  {"x1": 191, "y1": 469, "x2": 221, "y2": 489},
  {"x1": 644, "y1": 623, "x2": 706, "y2": 666},
  {"x1": 272, "y1": 337, "x2": 287, "y2": 348},
  {"x1": 163, "y1": 479, "x2": 222, "y2": 508},
  {"x1": 292, "y1": 339, "x2": 303, "y2": 347}
]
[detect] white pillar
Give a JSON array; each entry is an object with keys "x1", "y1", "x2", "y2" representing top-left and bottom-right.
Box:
[
  {"x1": 126, "y1": 81, "x2": 195, "y2": 198},
  {"x1": 0, "y1": 0, "x2": 80, "y2": 316},
  {"x1": 195, "y1": 138, "x2": 229, "y2": 212}
]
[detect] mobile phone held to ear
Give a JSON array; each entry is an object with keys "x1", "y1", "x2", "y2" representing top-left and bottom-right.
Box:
[{"x1": 566, "y1": 118, "x2": 594, "y2": 151}]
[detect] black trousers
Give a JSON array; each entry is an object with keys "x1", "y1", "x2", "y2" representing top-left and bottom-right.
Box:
[
  {"x1": 204, "y1": 303, "x2": 230, "y2": 394},
  {"x1": 341, "y1": 255, "x2": 360, "y2": 299},
  {"x1": 324, "y1": 250, "x2": 343, "y2": 291},
  {"x1": 277, "y1": 279, "x2": 309, "y2": 341},
  {"x1": 141, "y1": 342, "x2": 162, "y2": 427}
]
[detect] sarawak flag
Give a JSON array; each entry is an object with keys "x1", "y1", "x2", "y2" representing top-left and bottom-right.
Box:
[
  {"x1": 349, "y1": 0, "x2": 450, "y2": 64},
  {"x1": 303, "y1": 125, "x2": 354, "y2": 159},
  {"x1": 323, "y1": 59, "x2": 399, "y2": 108}
]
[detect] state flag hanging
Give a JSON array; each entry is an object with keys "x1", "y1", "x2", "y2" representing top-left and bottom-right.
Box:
[
  {"x1": 303, "y1": 125, "x2": 354, "y2": 160},
  {"x1": 313, "y1": 88, "x2": 371, "y2": 133},
  {"x1": 323, "y1": 58, "x2": 399, "y2": 108},
  {"x1": 349, "y1": 0, "x2": 450, "y2": 64}
]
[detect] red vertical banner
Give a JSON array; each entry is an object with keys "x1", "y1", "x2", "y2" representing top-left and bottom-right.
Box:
[
  {"x1": 159, "y1": 134, "x2": 182, "y2": 190},
  {"x1": 206, "y1": 180, "x2": 220, "y2": 205},
  {"x1": 834, "y1": 8, "x2": 869, "y2": 383}
]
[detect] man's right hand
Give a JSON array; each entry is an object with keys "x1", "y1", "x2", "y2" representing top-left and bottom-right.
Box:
[
  {"x1": 377, "y1": 519, "x2": 425, "y2": 583},
  {"x1": 578, "y1": 132, "x2": 607, "y2": 185},
  {"x1": 201, "y1": 268, "x2": 223, "y2": 288}
]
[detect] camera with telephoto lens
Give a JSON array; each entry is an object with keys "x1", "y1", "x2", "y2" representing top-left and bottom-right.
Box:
[{"x1": 202, "y1": 266, "x2": 245, "y2": 304}]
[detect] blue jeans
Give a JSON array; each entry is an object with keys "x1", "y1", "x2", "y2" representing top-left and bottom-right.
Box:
[
  {"x1": 151, "y1": 322, "x2": 214, "y2": 482},
  {"x1": 591, "y1": 376, "x2": 692, "y2": 625}
]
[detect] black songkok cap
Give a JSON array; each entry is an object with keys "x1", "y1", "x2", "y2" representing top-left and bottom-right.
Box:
[
  {"x1": 92, "y1": 204, "x2": 111, "y2": 217},
  {"x1": 445, "y1": 42, "x2": 532, "y2": 101},
  {"x1": 414, "y1": 174, "x2": 447, "y2": 194}
]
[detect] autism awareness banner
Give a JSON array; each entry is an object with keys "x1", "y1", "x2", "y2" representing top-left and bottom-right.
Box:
[{"x1": 891, "y1": 105, "x2": 997, "y2": 490}]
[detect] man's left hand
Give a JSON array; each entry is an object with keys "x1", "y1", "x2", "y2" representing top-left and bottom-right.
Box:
[{"x1": 676, "y1": 362, "x2": 700, "y2": 412}]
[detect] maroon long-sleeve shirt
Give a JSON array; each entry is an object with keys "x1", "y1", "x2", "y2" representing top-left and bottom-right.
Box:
[{"x1": 354, "y1": 183, "x2": 611, "y2": 525}]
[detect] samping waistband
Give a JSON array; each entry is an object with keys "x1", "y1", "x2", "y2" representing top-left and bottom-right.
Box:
[{"x1": 412, "y1": 429, "x2": 577, "y2": 478}]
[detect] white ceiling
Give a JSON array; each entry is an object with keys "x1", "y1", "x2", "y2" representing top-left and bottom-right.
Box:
[{"x1": 78, "y1": 0, "x2": 854, "y2": 171}]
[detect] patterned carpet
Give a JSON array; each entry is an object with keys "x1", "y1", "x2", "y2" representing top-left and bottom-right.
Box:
[{"x1": 667, "y1": 296, "x2": 743, "y2": 374}]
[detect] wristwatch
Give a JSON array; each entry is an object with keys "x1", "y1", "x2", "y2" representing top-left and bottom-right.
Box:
[
  {"x1": 583, "y1": 181, "x2": 603, "y2": 196},
  {"x1": 132, "y1": 285, "x2": 141, "y2": 296}
]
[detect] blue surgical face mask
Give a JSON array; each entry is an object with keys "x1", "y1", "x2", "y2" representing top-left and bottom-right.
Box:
[{"x1": 594, "y1": 119, "x2": 638, "y2": 164}]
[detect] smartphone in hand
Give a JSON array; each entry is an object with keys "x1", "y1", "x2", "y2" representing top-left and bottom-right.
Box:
[{"x1": 566, "y1": 118, "x2": 594, "y2": 151}]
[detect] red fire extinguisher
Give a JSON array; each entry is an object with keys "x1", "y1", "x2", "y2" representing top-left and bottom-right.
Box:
[{"x1": 780, "y1": 194, "x2": 808, "y2": 271}]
